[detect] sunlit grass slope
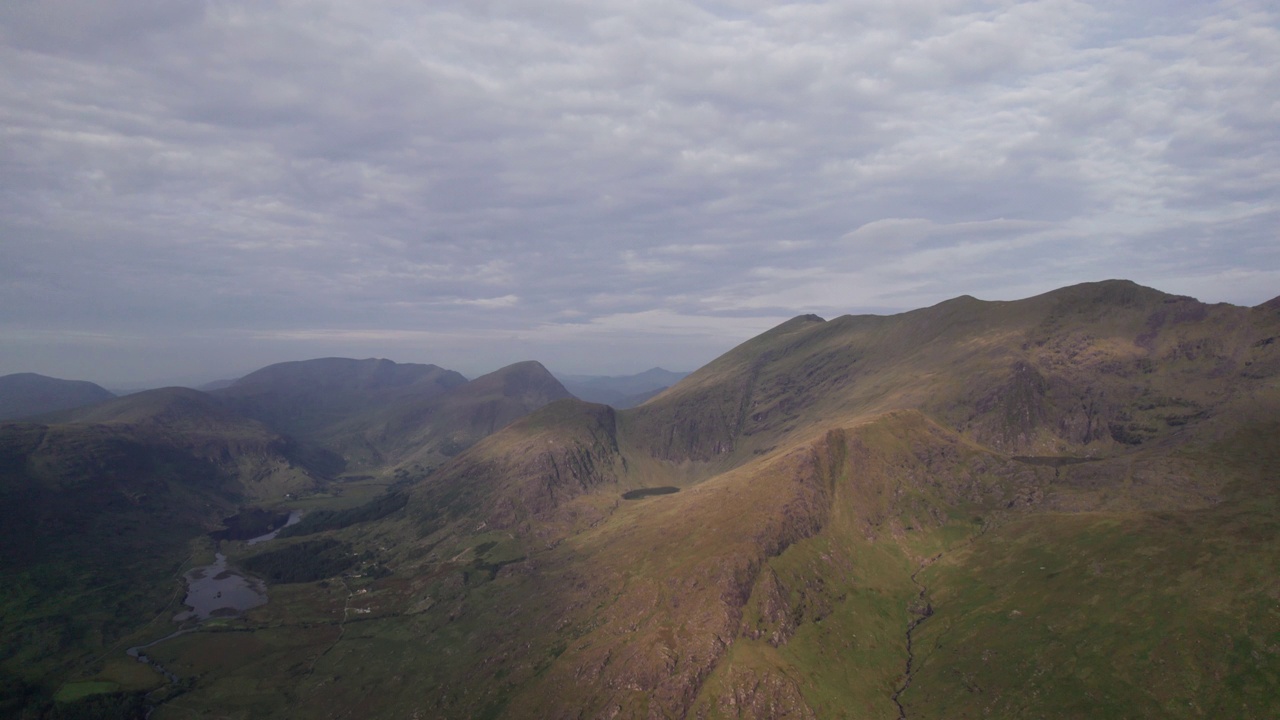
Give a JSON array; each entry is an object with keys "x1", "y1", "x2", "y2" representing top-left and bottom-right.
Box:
[{"x1": 15, "y1": 280, "x2": 1280, "y2": 718}]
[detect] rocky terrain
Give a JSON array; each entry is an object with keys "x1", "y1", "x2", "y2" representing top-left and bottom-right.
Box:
[{"x1": 3, "y1": 280, "x2": 1278, "y2": 718}]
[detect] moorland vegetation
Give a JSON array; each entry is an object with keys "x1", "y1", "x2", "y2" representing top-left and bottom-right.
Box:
[{"x1": 1, "y1": 280, "x2": 1277, "y2": 718}]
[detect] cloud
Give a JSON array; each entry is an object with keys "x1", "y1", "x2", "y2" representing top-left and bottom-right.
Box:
[
  {"x1": 0, "y1": 0, "x2": 1277, "y2": 383},
  {"x1": 453, "y1": 295, "x2": 521, "y2": 309}
]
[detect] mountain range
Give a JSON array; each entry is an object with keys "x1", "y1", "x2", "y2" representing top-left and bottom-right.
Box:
[
  {"x1": 1, "y1": 280, "x2": 1277, "y2": 719},
  {"x1": 555, "y1": 367, "x2": 690, "y2": 408}
]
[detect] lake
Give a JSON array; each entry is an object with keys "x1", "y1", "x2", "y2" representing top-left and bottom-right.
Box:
[{"x1": 172, "y1": 552, "x2": 268, "y2": 622}]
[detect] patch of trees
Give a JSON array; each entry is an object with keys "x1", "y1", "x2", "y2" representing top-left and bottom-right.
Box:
[
  {"x1": 209, "y1": 508, "x2": 290, "y2": 541},
  {"x1": 464, "y1": 555, "x2": 526, "y2": 584},
  {"x1": 1109, "y1": 423, "x2": 1149, "y2": 445},
  {"x1": 277, "y1": 492, "x2": 407, "y2": 538},
  {"x1": 0, "y1": 671, "x2": 40, "y2": 718},
  {"x1": 240, "y1": 539, "x2": 355, "y2": 584}
]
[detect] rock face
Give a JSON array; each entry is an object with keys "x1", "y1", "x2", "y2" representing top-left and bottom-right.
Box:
[
  {"x1": 626, "y1": 280, "x2": 1280, "y2": 460},
  {"x1": 364, "y1": 360, "x2": 576, "y2": 474},
  {"x1": 12, "y1": 281, "x2": 1280, "y2": 720},
  {"x1": 697, "y1": 667, "x2": 817, "y2": 720},
  {"x1": 366, "y1": 281, "x2": 1280, "y2": 719},
  {"x1": 411, "y1": 399, "x2": 623, "y2": 536}
]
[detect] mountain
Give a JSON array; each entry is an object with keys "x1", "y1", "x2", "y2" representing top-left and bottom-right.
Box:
[
  {"x1": 321, "y1": 279, "x2": 1275, "y2": 718},
  {"x1": 0, "y1": 387, "x2": 322, "y2": 704},
  {"x1": 214, "y1": 357, "x2": 469, "y2": 438},
  {"x1": 622, "y1": 281, "x2": 1275, "y2": 464},
  {"x1": 557, "y1": 367, "x2": 688, "y2": 408},
  {"x1": 317, "y1": 360, "x2": 576, "y2": 473},
  {"x1": 11, "y1": 280, "x2": 1280, "y2": 719},
  {"x1": 0, "y1": 373, "x2": 115, "y2": 420},
  {"x1": 211, "y1": 357, "x2": 471, "y2": 474},
  {"x1": 0, "y1": 359, "x2": 575, "y2": 715},
  {"x1": 212, "y1": 358, "x2": 571, "y2": 474},
  {"x1": 34, "y1": 386, "x2": 322, "y2": 499}
]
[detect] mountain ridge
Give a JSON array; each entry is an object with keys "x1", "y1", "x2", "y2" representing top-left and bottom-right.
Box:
[
  {"x1": 0, "y1": 372, "x2": 116, "y2": 421},
  {"x1": 310, "y1": 278, "x2": 1279, "y2": 718},
  {"x1": 5, "y1": 279, "x2": 1279, "y2": 718}
]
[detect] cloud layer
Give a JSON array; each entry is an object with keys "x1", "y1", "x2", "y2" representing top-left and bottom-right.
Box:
[{"x1": 2, "y1": 0, "x2": 1277, "y2": 382}]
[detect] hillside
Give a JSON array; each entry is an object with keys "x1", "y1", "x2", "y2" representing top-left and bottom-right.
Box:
[
  {"x1": 627, "y1": 280, "x2": 1276, "y2": 463},
  {"x1": 32, "y1": 387, "x2": 320, "y2": 500},
  {"x1": 384, "y1": 361, "x2": 574, "y2": 470},
  {"x1": 213, "y1": 358, "x2": 570, "y2": 475},
  {"x1": 0, "y1": 387, "x2": 323, "y2": 705},
  {"x1": 0, "y1": 372, "x2": 115, "y2": 420},
  {"x1": 10, "y1": 280, "x2": 1280, "y2": 719},
  {"x1": 214, "y1": 357, "x2": 468, "y2": 440}
]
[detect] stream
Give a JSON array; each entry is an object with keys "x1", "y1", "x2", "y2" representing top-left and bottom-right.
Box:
[
  {"x1": 890, "y1": 521, "x2": 992, "y2": 718},
  {"x1": 246, "y1": 509, "x2": 302, "y2": 545},
  {"x1": 890, "y1": 554, "x2": 940, "y2": 719}
]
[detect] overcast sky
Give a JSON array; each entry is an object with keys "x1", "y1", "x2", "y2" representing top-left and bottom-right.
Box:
[{"x1": 2, "y1": 0, "x2": 1277, "y2": 385}]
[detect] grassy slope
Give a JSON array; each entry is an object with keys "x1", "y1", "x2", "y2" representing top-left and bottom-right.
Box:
[
  {"x1": 88, "y1": 282, "x2": 1280, "y2": 718},
  {"x1": 0, "y1": 389, "x2": 323, "y2": 711},
  {"x1": 0, "y1": 361, "x2": 573, "y2": 715},
  {"x1": 902, "y1": 420, "x2": 1280, "y2": 719}
]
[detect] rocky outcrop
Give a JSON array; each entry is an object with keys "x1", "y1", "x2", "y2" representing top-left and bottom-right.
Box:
[
  {"x1": 411, "y1": 400, "x2": 623, "y2": 534},
  {"x1": 696, "y1": 667, "x2": 817, "y2": 719}
]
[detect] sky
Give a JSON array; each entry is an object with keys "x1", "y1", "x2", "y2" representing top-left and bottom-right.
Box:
[{"x1": 2, "y1": 0, "x2": 1278, "y2": 385}]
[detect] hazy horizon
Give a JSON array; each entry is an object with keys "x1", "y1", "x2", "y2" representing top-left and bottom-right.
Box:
[
  {"x1": 3, "y1": 1, "x2": 1277, "y2": 385},
  {"x1": 3, "y1": 281, "x2": 1275, "y2": 389}
]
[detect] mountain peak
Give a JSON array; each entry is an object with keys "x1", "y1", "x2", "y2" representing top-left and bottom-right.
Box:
[
  {"x1": 490, "y1": 359, "x2": 553, "y2": 375},
  {"x1": 467, "y1": 361, "x2": 571, "y2": 400},
  {"x1": 1039, "y1": 278, "x2": 1171, "y2": 305},
  {"x1": 0, "y1": 372, "x2": 116, "y2": 420},
  {"x1": 228, "y1": 357, "x2": 466, "y2": 392}
]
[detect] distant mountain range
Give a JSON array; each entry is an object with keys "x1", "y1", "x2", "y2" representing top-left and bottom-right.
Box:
[
  {"x1": 554, "y1": 367, "x2": 688, "y2": 408},
  {"x1": 0, "y1": 372, "x2": 115, "y2": 420},
  {"x1": 213, "y1": 358, "x2": 572, "y2": 475},
  {"x1": 0, "y1": 356, "x2": 573, "y2": 716},
  {"x1": 2, "y1": 280, "x2": 1278, "y2": 719}
]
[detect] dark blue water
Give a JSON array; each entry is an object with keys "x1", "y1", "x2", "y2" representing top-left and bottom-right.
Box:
[{"x1": 172, "y1": 553, "x2": 268, "y2": 622}]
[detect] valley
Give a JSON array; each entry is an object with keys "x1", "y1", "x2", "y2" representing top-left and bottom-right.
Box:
[{"x1": 1, "y1": 280, "x2": 1278, "y2": 719}]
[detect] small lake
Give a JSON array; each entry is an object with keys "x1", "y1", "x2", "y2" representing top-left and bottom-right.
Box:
[
  {"x1": 171, "y1": 510, "x2": 300, "y2": 622},
  {"x1": 172, "y1": 553, "x2": 268, "y2": 622},
  {"x1": 622, "y1": 486, "x2": 680, "y2": 500},
  {"x1": 128, "y1": 508, "x2": 302, "y2": 691}
]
